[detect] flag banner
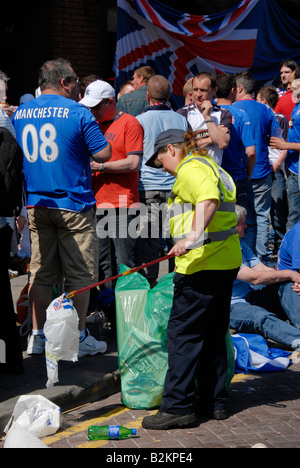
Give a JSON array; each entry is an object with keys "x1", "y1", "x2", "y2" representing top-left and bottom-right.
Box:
[
  {"x1": 114, "y1": 0, "x2": 300, "y2": 108},
  {"x1": 232, "y1": 333, "x2": 291, "y2": 373}
]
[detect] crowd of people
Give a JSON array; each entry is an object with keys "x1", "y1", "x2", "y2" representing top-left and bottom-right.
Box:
[{"x1": 1, "y1": 57, "x2": 300, "y2": 430}]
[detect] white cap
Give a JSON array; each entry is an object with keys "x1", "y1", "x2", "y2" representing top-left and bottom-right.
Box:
[{"x1": 79, "y1": 80, "x2": 115, "y2": 107}]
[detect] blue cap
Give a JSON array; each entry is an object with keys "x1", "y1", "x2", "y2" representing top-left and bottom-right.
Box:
[
  {"x1": 19, "y1": 94, "x2": 35, "y2": 105},
  {"x1": 131, "y1": 428, "x2": 137, "y2": 435}
]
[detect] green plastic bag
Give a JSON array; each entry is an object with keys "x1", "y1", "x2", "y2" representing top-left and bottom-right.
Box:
[
  {"x1": 115, "y1": 266, "x2": 173, "y2": 409},
  {"x1": 115, "y1": 265, "x2": 235, "y2": 409}
]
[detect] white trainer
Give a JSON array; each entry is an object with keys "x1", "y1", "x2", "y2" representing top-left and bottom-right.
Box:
[
  {"x1": 78, "y1": 329, "x2": 107, "y2": 358},
  {"x1": 27, "y1": 334, "x2": 45, "y2": 355}
]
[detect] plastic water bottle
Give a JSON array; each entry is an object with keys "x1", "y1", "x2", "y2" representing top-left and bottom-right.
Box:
[{"x1": 88, "y1": 424, "x2": 137, "y2": 440}]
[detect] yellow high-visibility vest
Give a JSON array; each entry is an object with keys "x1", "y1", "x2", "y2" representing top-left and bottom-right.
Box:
[{"x1": 166, "y1": 154, "x2": 242, "y2": 275}]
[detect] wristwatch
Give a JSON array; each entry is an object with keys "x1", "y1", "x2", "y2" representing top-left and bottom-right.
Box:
[
  {"x1": 98, "y1": 163, "x2": 105, "y2": 173},
  {"x1": 205, "y1": 118, "x2": 214, "y2": 124}
]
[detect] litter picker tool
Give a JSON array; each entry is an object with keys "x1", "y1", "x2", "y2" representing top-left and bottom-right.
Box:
[{"x1": 65, "y1": 253, "x2": 175, "y2": 299}]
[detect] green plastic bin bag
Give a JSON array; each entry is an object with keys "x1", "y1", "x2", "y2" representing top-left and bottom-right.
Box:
[
  {"x1": 115, "y1": 264, "x2": 235, "y2": 410},
  {"x1": 115, "y1": 266, "x2": 173, "y2": 409}
]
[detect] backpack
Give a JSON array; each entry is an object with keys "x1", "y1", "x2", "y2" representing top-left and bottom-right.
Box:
[{"x1": 0, "y1": 127, "x2": 23, "y2": 216}]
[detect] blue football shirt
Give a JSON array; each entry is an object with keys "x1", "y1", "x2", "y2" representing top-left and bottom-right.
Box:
[
  {"x1": 221, "y1": 104, "x2": 255, "y2": 181},
  {"x1": 233, "y1": 99, "x2": 279, "y2": 179},
  {"x1": 231, "y1": 239, "x2": 261, "y2": 303},
  {"x1": 286, "y1": 101, "x2": 300, "y2": 175},
  {"x1": 12, "y1": 94, "x2": 109, "y2": 212},
  {"x1": 277, "y1": 221, "x2": 300, "y2": 271}
]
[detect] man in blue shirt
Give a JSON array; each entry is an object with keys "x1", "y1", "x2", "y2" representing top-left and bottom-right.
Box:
[
  {"x1": 230, "y1": 206, "x2": 300, "y2": 350},
  {"x1": 216, "y1": 73, "x2": 257, "y2": 253},
  {"x1": 270, "y1": 67, "x2": 300, "y2": 230},
  {"x1": 234, "y1": 71, "x2": 280, "y2": 262},
  {"x1": 12, "y1": 58, "x2": 111, "y2": 358}
]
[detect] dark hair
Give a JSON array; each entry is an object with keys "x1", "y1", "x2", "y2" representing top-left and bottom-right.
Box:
[
  {"x1": 280, "y1": 59, "x2": 298, "y2": 72},
  {"x1": 294, "y1": 66, "x2": 300, "y2": 80},
  {"x1": 235, "y1": 71, "x2": 255, "y2": 95},
  {"x1": 277, "y1": 60, "x2": 299, "y2": 90},
  {"x1": 80, "y1": 74, "x2": 102, "y2": 97},
  {"x1": 216, "y1": 73, "x2": 236, "y2": 98},
  {"x1": 38, "y1": 58, "x2": 74, "y2": 91},
  {"x1": 257, "y1": 86, "x2": 278, "y2": 109},
  {"x1": 193, "y1": 71, "x2": 217, "y2": 90}
]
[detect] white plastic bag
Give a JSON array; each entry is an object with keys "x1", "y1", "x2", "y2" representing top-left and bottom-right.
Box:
[
  {"x1": 3, "y1": 395, "x2": 61, "y2": 439},
  {"x1": 4, "y1": 427, "x2": 49, "y2": 448},
  {"x1": 44, "y1": 294, "x2": 80, "y2": 389}
]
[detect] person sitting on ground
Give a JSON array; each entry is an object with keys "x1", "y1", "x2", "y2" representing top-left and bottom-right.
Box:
[
  {"x1": 230, "y1": 205, "x2": 300, "y2": 350},
  {"x1": 277, "y1": 220, "x2": 300, "y2": 329}
]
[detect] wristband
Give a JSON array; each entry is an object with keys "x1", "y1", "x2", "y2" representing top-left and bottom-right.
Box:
[
  {"x1": 98, "y1": 163, "x2": 105, "y2": 173},
  {"x1": 205, "y1": 118, "x2": 214, "y2": 124}
]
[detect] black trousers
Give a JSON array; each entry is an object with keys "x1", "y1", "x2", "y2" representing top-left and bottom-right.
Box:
[
  {"x1": 0, "y1": 224, "x2": 23, "y2": 369},
  {"x1": 160, "y1": 268, "x2": 239, "y2": 415}
]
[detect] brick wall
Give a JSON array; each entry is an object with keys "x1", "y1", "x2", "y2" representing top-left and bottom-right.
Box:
[
  {"x1": 2, "y1": 0, "x2": 115, "y2": 104},
  {"x1": 49, "y1": 0, "x2": 111, "y2": 79}
]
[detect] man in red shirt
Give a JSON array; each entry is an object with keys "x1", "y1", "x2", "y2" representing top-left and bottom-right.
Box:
[
  {"x1": 80, "y1": 80, "x2": 144, "y2": 285},
  {"x1": 275, "y1": 65, "x2": 298, "y2": 120},
  {"x1": 275, "y1": 88, "x2": 297, "y2": 121}
]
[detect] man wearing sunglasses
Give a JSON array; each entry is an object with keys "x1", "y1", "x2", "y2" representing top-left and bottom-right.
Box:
[{"x1": 12, "y1": 58, "x2": 111, "y2": 358}]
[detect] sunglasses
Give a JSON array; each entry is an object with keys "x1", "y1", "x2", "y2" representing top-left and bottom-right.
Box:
[{"x1": 66, "y1": 76, "x2": 80, "y2": 84}]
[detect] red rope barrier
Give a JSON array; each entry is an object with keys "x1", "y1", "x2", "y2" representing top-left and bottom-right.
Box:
[{"x1": 65, "y1": 253, "x2": 175, "y2": 299}]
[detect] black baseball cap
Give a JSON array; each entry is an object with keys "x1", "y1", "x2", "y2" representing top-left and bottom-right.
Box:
[{"x1": 146, "y1": 129, "x2": 187, "y2": 168}]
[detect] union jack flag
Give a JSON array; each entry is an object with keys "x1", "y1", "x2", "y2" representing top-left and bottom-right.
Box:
[{"x1": 114, "y1": 0, "x2": 300, "y2": 108}]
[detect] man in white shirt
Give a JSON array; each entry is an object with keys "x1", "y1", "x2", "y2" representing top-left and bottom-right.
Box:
[{"x1": 177, "y1": 71, "x2": 231, "y2": 166}]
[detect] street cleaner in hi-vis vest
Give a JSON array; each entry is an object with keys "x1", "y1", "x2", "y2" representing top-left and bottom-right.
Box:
[{"x1": 142, "y1": 129, "x2": 242, "y2": 431}]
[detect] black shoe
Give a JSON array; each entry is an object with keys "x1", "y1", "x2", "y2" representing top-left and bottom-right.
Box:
[
  {"x1": 142, "y1": 410, "x2": 199, "y2": 430},
  {"x1": 212, "y1": 409, "x2": 229, "y2": 420},
  {"x1": 193, "y1": 399, "x2": 229, "y2": 420}
]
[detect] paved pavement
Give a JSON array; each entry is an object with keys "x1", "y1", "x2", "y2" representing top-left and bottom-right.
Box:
[
  {"x1": 1, "y1": 273, "x2": 300, "y2": 448},
  {"x1": 0, "y1": 274, "x2": 121, "y2": 437}
]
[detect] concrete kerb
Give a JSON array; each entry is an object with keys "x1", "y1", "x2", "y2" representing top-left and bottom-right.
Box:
[
  {"x1": 0, "y1": 262, "x2": 169, "y2": 435},
  {"x1": 0, "y1": 358, "x2": 120, "y2": 435}
]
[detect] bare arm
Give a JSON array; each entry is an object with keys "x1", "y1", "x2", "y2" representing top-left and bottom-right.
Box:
[
  {"x1": 91, "y1": 153, "x2": 141, "y2": 174},
  {"x1": 245, "y1": 145, "x2": 256, "y2": 179},
  {"x1": 16, "y1": 215, "x2": 27, "y2": 233},
  {"x1": 199, "y1": 100, "x2": 230, "y2": 150},
  {"x1": 92, "y1": 143, "x2": 111, "y2": 163},
  {"x1": 204, "y1": 121, "x2": 230, "y2": 150},
  {"x1": 237, "y1": 262, "x2": 300, "y2": 285},
  {"x1": 270, "y1": 137, "x2": 300, "y2": 152},
  {"x1": 272, "y1": 150, "x2": 288, "y2": 172}
]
